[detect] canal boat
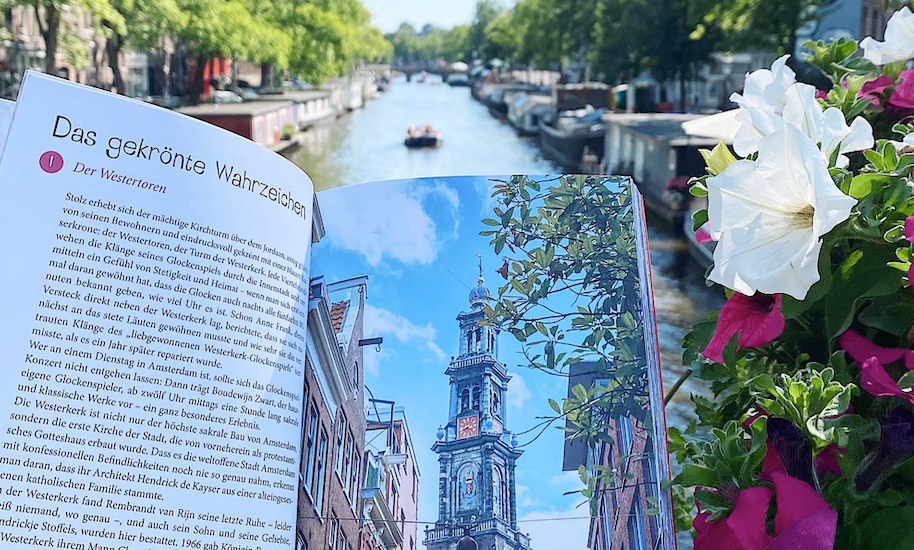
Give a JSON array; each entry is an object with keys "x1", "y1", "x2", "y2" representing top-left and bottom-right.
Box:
[
  {"x1": 507, "y1": 92, "x2": 551, "y2": 135},
  {"x1": 405, "y1": 125, "x2": 442, "y2": 148},
  {"x1": 537, "y1": 106, "x2": 607, "y2": 171}
]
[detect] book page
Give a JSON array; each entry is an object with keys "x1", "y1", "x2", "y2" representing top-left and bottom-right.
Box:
[
  {"x1": 0, "y1": 72, "x2": 312, "y2": 549},
  {"x1": 312, "y1": 175, "x2": 675, "y2": 550}
]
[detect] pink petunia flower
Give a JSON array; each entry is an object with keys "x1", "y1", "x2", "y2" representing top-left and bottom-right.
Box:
[
  {"x1": 703, "y1": 293, "x2": 785, "y2": 363},
  {"x1": 693, "y1": 486, "x2": 773, "y2": 550},
  {"x1": 890, "y1": 69, "x2": 914, "y2": 109},
  {"x1": 905, "y1": 216, "x2": 914, "y2": 242},
  {"x1": 693, "y1": 473, "x2": 837, "y2": 550},
  {"x1": 859, "y1": 75, "x2": 893, "y2": 106},
  {"x1": 838, "y1": 329, "x2": 914, "y2": 405}
]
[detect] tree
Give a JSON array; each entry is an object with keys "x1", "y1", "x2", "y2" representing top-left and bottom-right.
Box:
[
  {"x1": 176, "y1": 0, "x2": 290, "y2": 102},
  {"x1": 103, "y1": 0, "x2": 185, "y2": 94},
  {"x1": 18, "y1": 0, "x2": 122, "y2": 75},
  {"x1": 481, "y1": 175, "x2": 652, "y2": 508},
  {"x1": 482, "y1": 10, "x2": 521, "y2": 61},
  {"x1": 469, "y1": 0, "x2": 504, "y2": 59},
  {"x1": 482, "y1": 175, "x2": 649, "y2": 429},
  {"x1": 691, "y1": 0, "x2": 830, "y2": 58}
]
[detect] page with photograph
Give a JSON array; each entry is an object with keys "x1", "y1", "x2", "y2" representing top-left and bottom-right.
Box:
[
  {"x1": 309, "y1": 174, "x2": 676, "y2": 550},
  {"x1": 0, "y1": 72, "x2": 312, "y2": 550}
]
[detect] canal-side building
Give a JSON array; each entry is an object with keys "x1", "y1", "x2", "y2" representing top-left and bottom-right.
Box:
[
  {"x1": 562, "y1": 363, "x2": 660, "y2": 550},
  {"x1": 361, "y1": 400, "x2": 421, "y2": 550},
  {"x1": 423, "y1": 267, "x2": 531, "y2": 550},
  {"x1": 299, "y1": 201, "x2": 370, "y2": 550}
]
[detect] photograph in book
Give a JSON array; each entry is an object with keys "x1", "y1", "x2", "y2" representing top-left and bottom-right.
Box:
[
  {"x1": 309, "y1": 175, "x2": 675, "y2": 550},
  {"x1": 0, "y1": 72, "x2": 313, "y2": 549}
]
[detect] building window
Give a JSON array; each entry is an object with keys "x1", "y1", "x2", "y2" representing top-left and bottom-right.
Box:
[
  {"x1": 328, "y1": 514, "x2": 338, "y2": 550},
  {"x1": 336, "y1": 414, "x2": 348, "y2": 477},
  {"x1": 314, "y1": 428, "x2": 328, "y2": 513},
  {"x1": 617, "y1": 416, "x2": 634, "y2": 455},
  {"x1": 626, "y1": 489, "x2": 648, "y2": 550},
  {"x1": 471, "y1": 384, "x2": 480, "y2": 411},
  {"x1": 303, "y1": 405, "x2": 319, "y2": 491},
  {"x1": 347, "y1": 438, "x2": 359, "y2": 506}
]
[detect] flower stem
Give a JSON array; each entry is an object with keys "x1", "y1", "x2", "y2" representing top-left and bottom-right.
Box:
[{"x1": 664, "y1": 368, "x2": 692, "y2": 406}]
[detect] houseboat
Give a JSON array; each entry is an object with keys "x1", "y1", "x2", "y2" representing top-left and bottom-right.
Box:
[{"x1": 538, "y1": 83, "x2": 614, "y2": 171}]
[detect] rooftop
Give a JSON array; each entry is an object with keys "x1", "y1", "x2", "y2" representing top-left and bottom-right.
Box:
[
  {"x1": 330, "y1": 301, "x2": 349, "y2": 334},
  {"x1": 177, "y1": 100, "x2": 293, "y2": 117},
  {"x1": 602, "y1": 112, "x2": 722, "y2": 146}
]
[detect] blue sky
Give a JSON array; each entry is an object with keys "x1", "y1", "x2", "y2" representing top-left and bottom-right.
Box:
[
  {"x1": 313, "y1": 176, "x2": 591, "y2": 549},
  {"x1": 362, "y1": 0, "x2": 485, "y2": 33}
]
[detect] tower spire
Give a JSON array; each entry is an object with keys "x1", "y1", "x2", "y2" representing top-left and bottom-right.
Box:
[{"x1": 476, "y1": 253, "x2": 484, "y2": 284}]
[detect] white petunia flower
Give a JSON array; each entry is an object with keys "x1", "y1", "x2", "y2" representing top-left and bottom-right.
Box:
[
  {"x1": 707, "y1": 125, "x2": 857, "y2": 299},
  {"x1": 729, "y1": 55, "x2": 796, "y2": 114},
  {"x1": 861, "y1": 7, "x2": 914, "y2": 65},
  {"x1": 732, "y1": 82, "x2": 874, "y2": 167}
]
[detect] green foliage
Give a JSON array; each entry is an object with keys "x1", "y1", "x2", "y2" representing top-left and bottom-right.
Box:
[
  {"x1": 752, "y1": 365, "x2": 855, "y2": 450},
  {"x1": 672, "y1": 420, "x2": 768, "y2": 520},
  {"x1": 483, "y1": 175, "x2": 646, "y2": 420},
  {"x1": 482, "y1": 175, "x2": 654, "y2": 513}
]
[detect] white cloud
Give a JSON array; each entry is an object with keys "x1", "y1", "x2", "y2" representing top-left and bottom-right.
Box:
[
  {"x1": 362, "y1": 346, "x2": 386, "y2": 377},
  {"x1": 363, "y1": 304, "x2": 444, "y2": 370},
  {"x1": 366, "y1": 304, "x2": 437, "y2": 342},
  {"x1": 318, "y1": 180, "x2": 460, "y2": 267},
  {"x1": 426, "y1": 341, "x2": 447, "y2": 360},
  {"x1": 518, "y1": 505, "x2": 591, "y2": 550},
  {"x1": 552, "y1": 470, "x2": 585, "y2": 493},
  {"x1": 508, "y1": 372, "x2": 532, "y2": 408}
]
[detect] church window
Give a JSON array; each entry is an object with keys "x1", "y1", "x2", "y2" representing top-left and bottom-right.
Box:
[
  {"x1": 492, "y1": 468, "x2": 502, "y2": 518},
  {"x1": 460, "y1": 388, "x2": 470, "y2": 412},
  {"x1": 491, "y1": 388, "x2": 501, "y2": 417},
  {"x1": 475, "y1": 328, "x2": 482, "y2": 351},
  {"x1": 471, "y1": 385, "x2": 480, "y2": 410}
]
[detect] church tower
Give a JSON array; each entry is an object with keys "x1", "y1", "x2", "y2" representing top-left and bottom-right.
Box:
[{"x1": 423, "y1": 259, "x2": 532, "y2": 550}]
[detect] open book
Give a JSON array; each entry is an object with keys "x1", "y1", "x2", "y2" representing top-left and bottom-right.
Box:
[{"x1": 0, "y1": 73, "x2": 675, "y2": 550}]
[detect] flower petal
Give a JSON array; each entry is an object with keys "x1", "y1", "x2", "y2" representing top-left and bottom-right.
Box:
[
  {"x1": 694, "y1": 486, "x2": 774, "y2": 550},
  {"x1": 860, "y1": 357, "x2": 914, "y2": 405},
  {"x1": 861, "y1": 7, "x2": 914, "y2": 65},
  {"x1": 814, "y1": 444, "x2": 843, "y2": 478},
  {"x1": 838, "y1": 329, "x2": 914, "y2": 371},
  {"x1": 859, "y1": 75, "x2": 893, "y2": 106},
  {"x1": 703, "y1": 293, "x2": 784, "y2": 362},
  {"x1": 767, "y1": 418, "x2": 815, "y2": 487},
  {"x1": 890, "y1": 69, "x2": 914, "y2": 109},
  {"x1": 782, "y1": 83, "x2": 823, "y2": 142},
  {"x1": 766, "y1": 510, "x2": 838, "y2": 550},
  {"x1": 770, "y1": 471, "x2": 833, "y2": 535},
  {"x1": 730, "y1": 55, "x2": 796, "y2": 114},
  {"x1": 733, "y1": 108, "x2": 785, "y2": 157}
]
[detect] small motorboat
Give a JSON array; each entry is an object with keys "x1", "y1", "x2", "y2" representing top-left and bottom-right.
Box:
[{"x1": 405, "y1": 125, "x2": 442, "y2": 148}]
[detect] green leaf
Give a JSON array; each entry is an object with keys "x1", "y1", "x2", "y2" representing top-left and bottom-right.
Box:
[
  {"x1": 692, "y1": 209, "x2": 709, "y2": 232},
  {"x1": 848, "y1": 174, "x2": 889, "y2": 199},
  {"x1": 855, "y1": 507, "x2": 914, "y2": 550}
]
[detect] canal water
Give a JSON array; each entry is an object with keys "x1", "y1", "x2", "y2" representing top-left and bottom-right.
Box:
[{"x1": 286, "y1": 76, "x2": 722, "y2": 432}]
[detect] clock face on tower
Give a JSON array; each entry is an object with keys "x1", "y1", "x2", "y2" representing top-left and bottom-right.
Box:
[{"x1": 457, "y1": 414, "x2": 479, "y2": 439}]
